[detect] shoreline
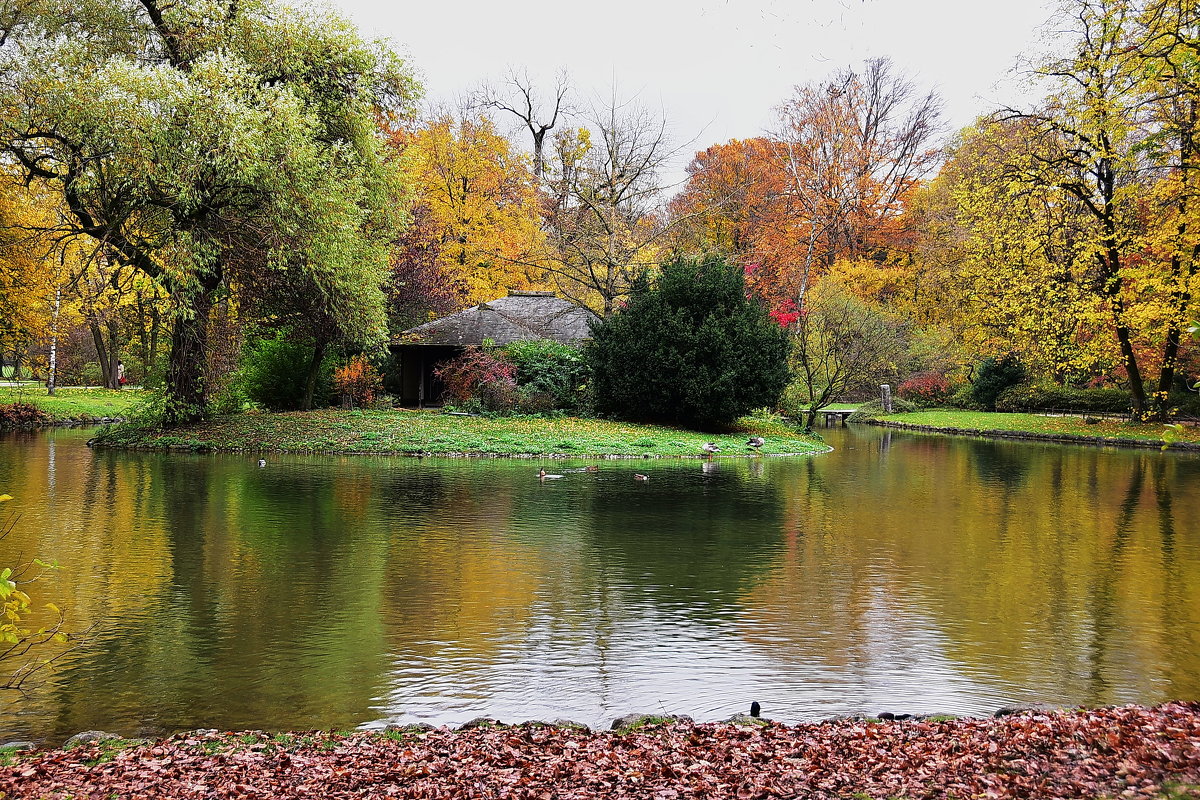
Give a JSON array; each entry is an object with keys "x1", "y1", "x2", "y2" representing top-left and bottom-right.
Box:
[
  {"x1": 4, "y1": 703, "x2": 1198, "y2": 799},
  {"x1": 0, "y1": 415, "x2": 126, "y2": 431},
  {"x1": 0, "y1": 703, "x2": 1065, "y2": 752},
  {"x1": 867, "y1": 418, "x2": 1200, "y2": 451}
]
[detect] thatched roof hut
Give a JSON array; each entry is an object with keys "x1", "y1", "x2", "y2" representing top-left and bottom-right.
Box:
[{"x1": 390, "y1": 291, "x2": 598, "y2": 406}]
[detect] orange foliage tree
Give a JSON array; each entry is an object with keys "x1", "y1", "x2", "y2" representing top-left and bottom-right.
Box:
[
  {"x1": 333, "y1": 355, "x2": 383, "y2": 409},
  {"x1": 671, "y1": 58, "x2": 943, "y2": 318}
]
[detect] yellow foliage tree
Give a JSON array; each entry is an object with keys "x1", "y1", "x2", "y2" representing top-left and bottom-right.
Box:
[
  {"x1": 922, "y1": 121, "x2": 1121, "y2": 383},
  {"x1": 408, "y1": 112, "x2": 549, "y2": 307},
  {"x1": 0, "y1": 174, "x2": 56, "y2": 375}
]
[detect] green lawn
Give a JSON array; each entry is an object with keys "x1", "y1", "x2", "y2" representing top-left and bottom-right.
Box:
[
  {"x1": 0, "y1": 385, "x2": 146, "y2": 422},
  {"x1": 92, "y1": 407, "x2": 827, "y2": 457},
  {"x1": 879, "y1": 409, "x2": 1200, "y2": 446}
]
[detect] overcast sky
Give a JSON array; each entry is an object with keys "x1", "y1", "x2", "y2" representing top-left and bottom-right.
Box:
[{"x1": 330, "y1": 0, "x2": 1057, "y2": 184}]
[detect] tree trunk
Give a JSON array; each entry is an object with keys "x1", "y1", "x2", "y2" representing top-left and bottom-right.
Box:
[
  {"x1": 47, "y1": 285, "x2": 62, "y2": 396},
  {"x1": 88, "y1": 322, "x2": 107, "y2": 386},
  {"x1": 107, "y1": 318, "x2": 121, "y2": 390},
  {"x1": 301, "y1": 339, "x2": 327, "y2": 411},
  {"x1": 163, "y1": 282, "x2": 218, "y2": 426},
  {"x1": 135, "y1": 291, "x2": 155, "y2": 375},
  {"x1": 1154, "y1": 104, "x2": 1198, "y2": 417},
  {"x1": 149, "y1": 301, "x2": 161, "y2": 374}
]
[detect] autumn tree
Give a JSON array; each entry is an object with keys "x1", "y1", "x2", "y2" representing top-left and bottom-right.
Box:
[
  {"x1": 541, "y1": 94, "x2": 684, "y2": 316},
  {"x1": 923, "y1": 120, "x2": 1119, "y2": 383},
  {"x1": 471, "y1": 68, "x2": 573, "y2": 182},
  {"x1": 669, "y1": 59, "x2": 942, "y2": 322},
  {"x1": 0, "y1": 0, "x2": 417, "y2": 423},
  {"x1": 787, "y1": 278, "x2": 911, "y2": 429},
  {"x1": 403, "y1": 111, "x2": 549, "y2": 308},
  {"x1": 759, "y1": 58, "x2": 943, "y2": 310},
  {"x1": 1132, "y1": 0, "x2": 1200, "y2": 408},
  {"x1": 385, "y1": 203, "x2": 461, "y2": 334},
  {"x1": 667, "y1": 138, "x2": 781, "y2": 261},
  {"x1": 993, "y1": 0, "x2": 1199, "y2": 416},
  {"x1": 0, "y1": 174, "x2": 54, "y2": 381}
]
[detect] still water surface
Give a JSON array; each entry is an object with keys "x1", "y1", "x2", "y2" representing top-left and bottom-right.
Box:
[{"x1": 1, "y1": 425, "x2": 1198, "y2": 742}]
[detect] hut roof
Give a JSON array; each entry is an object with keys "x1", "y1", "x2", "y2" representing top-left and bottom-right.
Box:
[{"x1": 394, "y1": 291, "x2": 598, "y2": 347}]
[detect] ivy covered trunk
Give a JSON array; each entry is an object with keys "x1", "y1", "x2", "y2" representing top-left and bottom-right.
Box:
[
  {"x1": 163, "y1": 278, "x2": 220, "y2": 426},
  {"x1": 301, "y1": 339, "x2": 328, "y2": 411}
]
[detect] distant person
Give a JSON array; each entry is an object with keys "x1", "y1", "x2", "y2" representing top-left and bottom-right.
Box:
[{"x1": 117, "y1": 361, "x2": 126, "y2": 386}]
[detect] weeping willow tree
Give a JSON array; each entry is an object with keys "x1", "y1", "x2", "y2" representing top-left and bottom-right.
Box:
[{"x1": 0, "y1": 0, "x2": 420, "y2": 423}]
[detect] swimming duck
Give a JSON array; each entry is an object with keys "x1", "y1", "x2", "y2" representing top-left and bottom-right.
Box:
[
  {"x1": 258, "y1": 459, "x2": 266, "y2": 468},
  {"x1": 538, "y1": 468, "x2": 564, "y2": 481},
  {"x1": 634, "y1": 473, "x2": 650, "y2": 482}
]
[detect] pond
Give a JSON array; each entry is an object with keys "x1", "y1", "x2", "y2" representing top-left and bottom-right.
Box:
[{"x1": 1, "y1": 424, "x2": 1198, "y2": 742}]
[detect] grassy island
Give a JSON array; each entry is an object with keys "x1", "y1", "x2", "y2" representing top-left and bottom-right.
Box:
[
  {"x1": 90, "y1": 407, "x2": 827, "y2": 458},
  {"x1": 866, "y1": 409, "x2": 1200, "y2": 450}
]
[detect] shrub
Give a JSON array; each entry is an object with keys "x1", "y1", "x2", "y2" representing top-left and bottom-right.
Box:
[
  {"x1": 210, "y1": 383, "x2": 250, "y2": 416},
  {"x1": 846, "y1": 397, "x2": 918, "y2": 422},
  {"x1": 588, "y1": 254, "x2": 790, "y2": 429},
  {"x1": 241, "y1": 331, "x2": 334, "y2": 411},
  {"x1": 502, "y1": 340, "x2": 590, "y2": 411},
  {"x1": 897, "y1": 372, "x2": 953, "y2": 406},
  {"x1": 1171, "y1": 390, "x2": 1200, "y2": 418},
  {"x1": 515, "y1": 388, "x2": 558, "y2": 414},
  {"x1": 333, "y1": 355, "x2": 384, "y2": 408},
  {"x1": 0, "y1": 402, "x2": 50, "y2": 427},
  {"x1": 434, "y1": 347, "x2": 517, "y2": 410},
  {"x1": 946, "y1": 383, "x2": 982, "y2": 410},
  {"x1": 130, "y1": 355, "x2": 168, "y2": 388},
  {"x1": 969, "y1": 354, "x2": 1026, "y2": 411},
  {"x1": 476, "y1": 379, "x2": 518, "y2": 413},
  {"x1": 80, "y1": 361, "x2": 104, "y2": 386},
  {"x1": 994, "y1": 384, "x2": 1131, "y2": 414}
]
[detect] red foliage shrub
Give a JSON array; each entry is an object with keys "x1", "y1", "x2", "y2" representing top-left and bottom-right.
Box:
[
  {"x1": 897, "y1": 372, "x2": 953, "y2": 405},
  {"x1": 768, "y1": 298, "x2": 801, "y2": 328},
  {"x1": 433, "y1": 347, "x2": 516, "y2": 407},
  {"x1": 0, "y1": 402, "x2": 51, "y2": 427},
  {"x1": 333, "y1": 356, "x2": 383, "y2": 408}
]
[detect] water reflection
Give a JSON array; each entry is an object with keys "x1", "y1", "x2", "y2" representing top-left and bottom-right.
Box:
[{"x1": 0, "y1": 425, "x2": 1197, "y2": 742}]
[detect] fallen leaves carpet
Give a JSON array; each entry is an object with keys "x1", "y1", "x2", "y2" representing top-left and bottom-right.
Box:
[{"x1": 3, "y1": 703, "x2": 1199, "y2": 799}]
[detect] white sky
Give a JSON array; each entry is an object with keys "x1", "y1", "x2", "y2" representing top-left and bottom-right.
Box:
[{"x1": 330, "y1": 0, "x2": 1057, "y2": 186}]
